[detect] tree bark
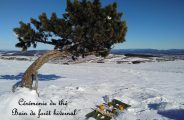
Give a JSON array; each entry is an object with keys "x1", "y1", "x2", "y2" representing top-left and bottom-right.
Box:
[{"x1": 21, "y1": 50, "x2": 68, "y2": 89}]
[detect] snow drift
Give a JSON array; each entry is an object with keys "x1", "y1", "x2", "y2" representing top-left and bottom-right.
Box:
[{"x1": 0, "y1": 59, "x2": 184, "y2": 120}]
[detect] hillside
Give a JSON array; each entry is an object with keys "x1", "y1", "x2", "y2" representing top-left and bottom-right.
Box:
[{"x1": 0, "y1": 59, "x2": 184, "y2": 120}]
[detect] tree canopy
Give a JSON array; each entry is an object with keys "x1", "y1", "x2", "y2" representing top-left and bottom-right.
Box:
[{"x1": 13, "y1": 0, "x2": 127, "y2": 57}]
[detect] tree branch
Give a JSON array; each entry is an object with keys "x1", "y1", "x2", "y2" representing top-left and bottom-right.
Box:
[{"x1": 34, "y1": 39, "x2": 55, "y2": 45}]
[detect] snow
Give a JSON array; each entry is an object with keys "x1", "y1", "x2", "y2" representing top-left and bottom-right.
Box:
[
  {"x1": 0, "y1": 59, "x2": 184, "y2": 120},
  {"x1": 107, "y1": 16, "x2": 112, "y2": 20}
]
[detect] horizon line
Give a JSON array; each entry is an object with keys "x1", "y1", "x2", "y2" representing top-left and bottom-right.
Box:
[{"x1": 1, "y1": 48, "x2": 184, "y2": 51}]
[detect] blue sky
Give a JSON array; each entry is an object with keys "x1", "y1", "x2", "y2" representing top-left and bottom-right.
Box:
[{"x1": 0, "y1": 0, "x2": 184, "y2": 50}]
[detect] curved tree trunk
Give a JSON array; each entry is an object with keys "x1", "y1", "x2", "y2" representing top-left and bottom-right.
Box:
[{"x1": 21, "y1": 50, "x2": 68, "y2": 89}]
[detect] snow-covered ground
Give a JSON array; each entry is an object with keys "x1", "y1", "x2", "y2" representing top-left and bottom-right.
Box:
[{"x1": 0, "y1": 59, "x2": 184, "y2": 120}]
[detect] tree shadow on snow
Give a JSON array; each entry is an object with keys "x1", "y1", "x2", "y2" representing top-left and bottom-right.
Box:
[
  {"x1": 148, "y1": 102, "x2": 167, "y2": 110},
  {"x1": 148, "y1": 103, "x2": 184, "y2": 120},
  {"x1": 0, "y1": 73, "x2": 64, "y2": 81},
  {"x1": 158, "y1": 109, "x2": 184, "y2": 120}
]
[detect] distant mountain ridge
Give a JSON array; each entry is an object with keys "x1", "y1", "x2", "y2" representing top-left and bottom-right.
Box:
[
  {"x1": 0, "y1": 49, "x2": 184, "y2": 56},
  {"x1": 111, "y1": 49, "x2": 184, "y2": 56},
  {"x1": 0, "y1": 50, "x2": 48, "y2": 56}
]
